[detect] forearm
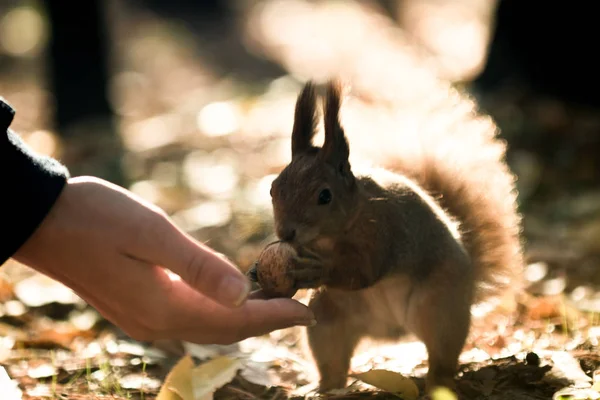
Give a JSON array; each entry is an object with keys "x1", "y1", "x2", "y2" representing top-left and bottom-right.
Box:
[{"x1": 0, "y1": 98, "x2": 70, "y2": 264}]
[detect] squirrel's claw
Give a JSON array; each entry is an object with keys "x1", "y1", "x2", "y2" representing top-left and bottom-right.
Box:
[
  {"x1": 288, "y1": 256, "x2": 327, "y2": 288},
  {"x1": 246, "y1": 262, "x2": 259, "y2": 282}
]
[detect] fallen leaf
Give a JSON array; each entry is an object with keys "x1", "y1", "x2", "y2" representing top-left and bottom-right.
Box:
[
  {"x1": 26, "y1": 363, "x2": 57, "y2": 379},
  {"x1": 553, "y1": 387, "x2": 600, "y2": 400},
  {"x1": 527, "y1": 296, "x2": 563, "y2": 320},
  {"x1": 551, "y1": 351, "x2": 593, "y2": 387},
  {"x1": 13, "y1": 273, "x2": 82, "y2": 307},
  {"x1": 157, "y1": 354, "x2": 194, "y2": 400},
  {"x1": 3, "y1": 300, "x2": 26, "y2": 317},
  {"x1": 430, "y1": 386, "x2": 459, "y2": 400},
  {"x1": 191, "y1": 355, "x2": 242, "y2": 400},
  {"x1": 593, "y1": 370, "x2": 600, "y2": 392},
  {"x1": 349, "y1": 369, "x2": 419, "y2": 399},
  {"x1": 0, "y1": 322, "x2": 27, "y2": 341},
  {"x1": 69, "y1": 308, "x2": 101, "y2": 331},
  {"x1": 119, "y1": 373, "x2": 162, "y2": 391},
  {"x1": 182, "y1": 341, "x2": 240, "y2": 360},
  {"x1": 29, "y1": 325, "x2": 95, "y2": 349},
  {"x1": 0, "y1": 366, "x2": 22, "y2": 400},
  {"x1": 25, "y1": 384, "x2": 53, "y2": 398},
  {"x1": 110, "y1": 339, "x2": 167, "y2": 361},
  {"x1": 239, "y1": 360, "x2": 281, "y2": 387},
  {"x1": 0, "y1": 275, "x2": 15, "y2": 302},
  {"x1": 289, "y1": 381, "x2": 320, "y2": 397},
  {"x1": 157, "y1": 355, "x2": 242, "y2": 400}
]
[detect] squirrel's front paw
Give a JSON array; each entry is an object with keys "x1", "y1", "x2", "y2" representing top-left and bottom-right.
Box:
[{"x1": 288, "y1": 256, "x2": 328, "y2": 289}]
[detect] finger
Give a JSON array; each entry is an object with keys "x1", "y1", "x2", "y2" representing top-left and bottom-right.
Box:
[
  {"x1": 234, "y1": 298, "x2": 317, "y2": 338},
  {"x1": 157, "y1": 279, "x2": 314, "y2": 343},
  {"x1": 179, "y1": 297, "x2": 316, "y2": 344},
  {"x1": 130, "y1": 212, "x2": 252, "y2": 308}
]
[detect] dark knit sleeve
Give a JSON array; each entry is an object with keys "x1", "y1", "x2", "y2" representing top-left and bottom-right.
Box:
[{"x1": 0, "y1": 97, "x2": 70, "y2": 264}]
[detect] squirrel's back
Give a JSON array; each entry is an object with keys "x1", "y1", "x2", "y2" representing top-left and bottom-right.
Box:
[{"x1": 342, "y1": 89, "x2": 524, "y2": 304}]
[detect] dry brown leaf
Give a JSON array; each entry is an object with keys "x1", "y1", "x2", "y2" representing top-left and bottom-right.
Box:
[
  {"x1": 0, "y1": 322, "x2": 27, "y2": 341},
  {"x1": 0, "y1": 275, "x2": 15, "y2": 302},
  {"x1": 30, "y1": 326, "x2": 95, "y2": 349},
  {"x1": 527, "y1": 296, "x2": 563, "y2": 320},
  {"x1": 349, "y1": 369, "x2": 419, "y2": 399}
]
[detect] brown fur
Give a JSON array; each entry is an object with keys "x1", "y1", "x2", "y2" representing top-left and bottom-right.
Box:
[{"x1": 269, "y1": 80, "x2": 523, "y2": 394}]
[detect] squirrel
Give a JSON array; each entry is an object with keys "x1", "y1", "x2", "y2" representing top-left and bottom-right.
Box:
[{"x1": 267, "y1": 79, "x2": 524, "y2": 394}]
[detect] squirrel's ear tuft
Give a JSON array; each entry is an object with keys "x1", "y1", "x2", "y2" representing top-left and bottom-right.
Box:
[
  {"x1": 320, "y1": 80, "x2": 351, "y2": 174},
  {"x1": 291, "y1": 81, "x2": 318, "y2": 157}
]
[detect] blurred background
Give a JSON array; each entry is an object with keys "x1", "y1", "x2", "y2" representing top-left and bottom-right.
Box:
[{"x1": 1, "y1": 0, "x2": 600, "y2": 315}]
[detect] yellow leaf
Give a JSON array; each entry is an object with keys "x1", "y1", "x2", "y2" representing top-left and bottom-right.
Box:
[
  {"x1": 191, "y1": 355, "x2": 242, "y2": 400},
  {"x1": 430, "y1": 386, "x2": 458, "y2": 400},
  {"x1": 156, "y1": 355, "x2": 242, "y2": 400},
  {"x1": 553, "y1": 387, "x2": 600, "y2": 400},
  {"x1": 157, "y1": 354, "x2": 194, "y2": 400},
  {"x1": 155, "y1": 388, "x2": 183, "y2": 400},
  {"x1": 350, "y1": 369, "x2": 419, "y2": 400},
  {"x1": 592, "y1": 370, "x2": 600, "y2": 392}
]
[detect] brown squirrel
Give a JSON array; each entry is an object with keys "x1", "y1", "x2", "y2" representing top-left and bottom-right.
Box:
[{"x1": 268, "y1": 80, "x2": 523, "y2": 393}]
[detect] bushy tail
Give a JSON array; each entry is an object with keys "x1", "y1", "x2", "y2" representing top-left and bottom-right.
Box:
[
  {"x1": 413, "y1": 132, "x2": 524, "y2": 304},
  {"x1": 346, "y1": 88, "x2": 524, "y2": 304}
]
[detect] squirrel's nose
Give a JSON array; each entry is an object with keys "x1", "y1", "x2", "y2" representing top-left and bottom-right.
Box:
[{"x1": 278, "y1": 227, "x2": 296, "y2": 242}]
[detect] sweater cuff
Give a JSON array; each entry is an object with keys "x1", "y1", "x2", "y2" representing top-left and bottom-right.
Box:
[{"x1": 0, "y1": 98, "x2": 70, "y2": 265}]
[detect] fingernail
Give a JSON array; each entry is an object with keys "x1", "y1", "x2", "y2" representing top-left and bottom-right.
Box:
[{"x1": 219, "y1": 276, "x2": 251, "y2": 307}]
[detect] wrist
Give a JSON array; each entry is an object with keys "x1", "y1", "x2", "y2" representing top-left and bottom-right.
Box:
[{"x1": 11, "y1": 179, "x2": 72, "y2": 267}]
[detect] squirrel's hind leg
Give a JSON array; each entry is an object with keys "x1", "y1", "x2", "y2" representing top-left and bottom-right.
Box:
[
  {"x1": 405, "y1": 261, "x2": 474, "y2": 393},
  {"x1": 306, "y1": 289, "x2": 361, "y2": 392}
]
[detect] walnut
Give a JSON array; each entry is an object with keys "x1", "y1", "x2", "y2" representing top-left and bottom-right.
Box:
[{"x1": 248, "y1": 241, "x2": 297, "y2": 298}]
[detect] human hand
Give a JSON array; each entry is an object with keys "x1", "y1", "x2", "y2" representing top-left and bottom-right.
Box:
[{"x1": 13, "y1": 176, "x2": 315, "y2": 344}]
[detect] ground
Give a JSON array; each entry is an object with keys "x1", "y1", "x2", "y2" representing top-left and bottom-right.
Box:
[{"x1": 0, "y1": 1, "x2": 599, "y2": 399}]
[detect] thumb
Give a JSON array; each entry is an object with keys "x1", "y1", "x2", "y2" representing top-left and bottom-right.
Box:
[{"x1": 133, "y1": 213, "x2": 252, "y2": 308}]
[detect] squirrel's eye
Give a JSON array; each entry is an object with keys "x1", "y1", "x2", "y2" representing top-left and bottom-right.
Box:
[{"x1": 318, "y1": 189, "x2": 332, "y2": 205}]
